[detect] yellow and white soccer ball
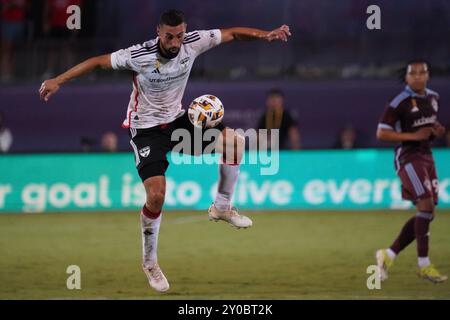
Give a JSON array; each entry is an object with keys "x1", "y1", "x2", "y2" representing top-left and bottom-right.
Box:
[{"x1": 188, "y1": 94, "x2": 224, "y2": 129}]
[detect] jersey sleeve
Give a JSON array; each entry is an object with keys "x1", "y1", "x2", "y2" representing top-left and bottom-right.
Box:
[
  {"x1": 378, "y1": 104, "x2": 400, "y2": 131},
  {"x1": 110, "y1": 43, "x2": 153, "y2": 72},
  {"x1": 186, "y1": 29, "x2": 222, "y2": 57}
]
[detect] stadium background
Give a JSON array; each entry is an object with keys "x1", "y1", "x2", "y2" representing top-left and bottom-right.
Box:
[{"x1": 1, "y1": 0, "x2": 450, "y2": 299}]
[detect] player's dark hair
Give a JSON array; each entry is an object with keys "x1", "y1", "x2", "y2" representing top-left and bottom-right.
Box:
[
  {"x1": 399, "y1": 59, "x2": 431, "y2": 83},
  {"x1": 267, "y1": 88, "x2": 284, "y2": 98},
  {"x1": 159, "y1": 9, "x2": 186, "y2": 27}
]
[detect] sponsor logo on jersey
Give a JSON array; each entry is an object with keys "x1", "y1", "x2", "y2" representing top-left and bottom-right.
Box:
[
  {"x1": 139, "y1": 146, "x2": 151, "y2": 158},
  {"x1": 180, "y1": 57, "x2": 190, "y2": 68},
  {"x1": 412, "y1": 115, "x2": 437, "y2": 128}
]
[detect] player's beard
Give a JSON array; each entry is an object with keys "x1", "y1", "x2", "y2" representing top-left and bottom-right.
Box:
[{"x1": 159, "y1": 44, "x2": 180, "y2": 59}]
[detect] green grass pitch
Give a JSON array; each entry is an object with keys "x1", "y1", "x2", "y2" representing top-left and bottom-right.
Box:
[{"x1": 1, "y1": 210, "x2": 449, "y2": 299}]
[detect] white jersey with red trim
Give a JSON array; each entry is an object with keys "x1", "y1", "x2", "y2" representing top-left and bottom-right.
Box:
[{"x1": 110, "y1": 29, "x2": 222, "y2": 129}]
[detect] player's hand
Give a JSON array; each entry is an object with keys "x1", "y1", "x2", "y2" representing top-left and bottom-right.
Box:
[
  {"x1": 39, "y1": 78, "x2": 60, "y2": 102},
  {"x1": 266, "y1": 25, "x2": 291, "y2": 42},
  {"x1": 412, "y1": 127, "x2": 433, "y2": 141},
  {"x1": 431, "y1": 123, "x2": 446, "y2": 139}
]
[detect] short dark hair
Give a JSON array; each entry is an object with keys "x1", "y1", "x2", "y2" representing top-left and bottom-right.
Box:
[
  {"x1": 399, "y1": 58, "x2": 431, "y2": 82},
  {"x1": 267, "y1": 88, "x2": 284, "y2": 98},
  {"x1": 159, "y1": 9, "x2": 186, "y2": 27}
]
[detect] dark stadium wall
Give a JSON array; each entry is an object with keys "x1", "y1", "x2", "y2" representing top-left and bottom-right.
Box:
[{"x1": 1, "y1": 79, "x2": 449, "y2": 152}]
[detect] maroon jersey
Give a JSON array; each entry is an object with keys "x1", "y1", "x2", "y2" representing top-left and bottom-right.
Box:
[{"x1": 378, "y1": 85, "x2": 440, "y2": 171}]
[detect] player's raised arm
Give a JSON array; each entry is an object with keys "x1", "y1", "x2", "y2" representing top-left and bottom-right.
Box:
[
  {"x1": 220, "y1": 25, "x2": 291, "y2": 44},
  {"x1": 39, "y1": 54, "x2": 112, "y2": 102}
]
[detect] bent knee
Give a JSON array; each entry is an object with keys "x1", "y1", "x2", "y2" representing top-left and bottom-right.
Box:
[
  {"x1": 416, "y1": 197, "x2": 435, "y2": 214},
  {"x1": 146, "y1": 190, "x2": 165, "y2": 211}
]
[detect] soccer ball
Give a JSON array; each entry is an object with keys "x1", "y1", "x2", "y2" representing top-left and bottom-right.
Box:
[{"x1": 188, "y1": 94, "x2": 224, "y2": 129}]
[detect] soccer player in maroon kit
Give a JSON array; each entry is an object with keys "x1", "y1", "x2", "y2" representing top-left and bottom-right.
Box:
[{"x1": 375, "y1": 60, "x2": 447, "y2": 283}]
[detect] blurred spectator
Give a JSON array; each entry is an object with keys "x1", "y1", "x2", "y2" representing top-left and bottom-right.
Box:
[
  {"x1": 1, "y1": 0, "x2": 450, "y2": 82},
  {"x1": 257, "y1": 89, "x2": 301, "y2": 150},
  {"x1": 0, "y1": 112, "x2": 13, "y2": 153},
  {"x1": 101, "y1": 131, "x2": 118, "y2": 152},
  {"x1": 1, "y1": 0, "x2": 29, "y2": 83},
  {"x1": 42, "y1": 0, "x2": 82, "y2": 78},
  {"x1": 334, "y1": 125, "x2": 359, "y2": 149},
  {"x1": 80, "y1": 136, "x2": 95, "y2": 152},
  {"x1": 344, "y1": 0, "x2": 371, "y2": 65}
]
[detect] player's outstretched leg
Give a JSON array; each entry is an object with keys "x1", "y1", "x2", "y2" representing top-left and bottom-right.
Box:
[
  {"x1": 141, "y1": 176, "x2": 169, "y2": 292},
  {"x1": 376, "y1": 216, "x2": 416, "y2": 281},
  {"x1": 209, "y1": 128, "x2": 252, "y2": 229}
]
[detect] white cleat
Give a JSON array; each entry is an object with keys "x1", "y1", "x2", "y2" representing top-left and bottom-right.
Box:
[
  {"x1": 208, "y1": 204, "x2": 253, "y2": 229},
  {"x1": 375, "y1": 249, "x2": 393, "y2": 282},
  {"x1": 142, "y1": 263, "x2": 170, "y2": 293}
]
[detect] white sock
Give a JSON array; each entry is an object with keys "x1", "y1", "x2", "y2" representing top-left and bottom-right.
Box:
[
  {"x1": 141, "y1": 212, "x2": 162, "y2": 268},
  {"x1": 214, "y1": 163, "x2": 240, "y2": 211},
  {"x1": 418, "y1": 257, "x2": 431, "y2": 268},
  {"x1": 386, "y1": 248, "x2": 397, "y2": 260}
]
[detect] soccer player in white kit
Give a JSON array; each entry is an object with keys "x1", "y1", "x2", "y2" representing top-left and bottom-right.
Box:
[{"x1": 39, "y1": 9, "x2": 291, "y2": 293}]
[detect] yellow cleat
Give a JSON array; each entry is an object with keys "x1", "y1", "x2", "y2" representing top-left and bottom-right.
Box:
[
  {"x1": 376, "y1": 249, "x2": 394, "y2": 281},
  {"x1": 417, "y1": 265, "x2": 448, "y2": 284}
]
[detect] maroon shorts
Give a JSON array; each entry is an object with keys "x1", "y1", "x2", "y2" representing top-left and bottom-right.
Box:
[{"x1": 398, "y1": 159, "x2": 438, "y2": 205}]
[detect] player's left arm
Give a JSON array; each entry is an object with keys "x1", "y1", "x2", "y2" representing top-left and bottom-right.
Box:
[{"x1": 220, "y1": 25, "x2": 291, "y2": 44}]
